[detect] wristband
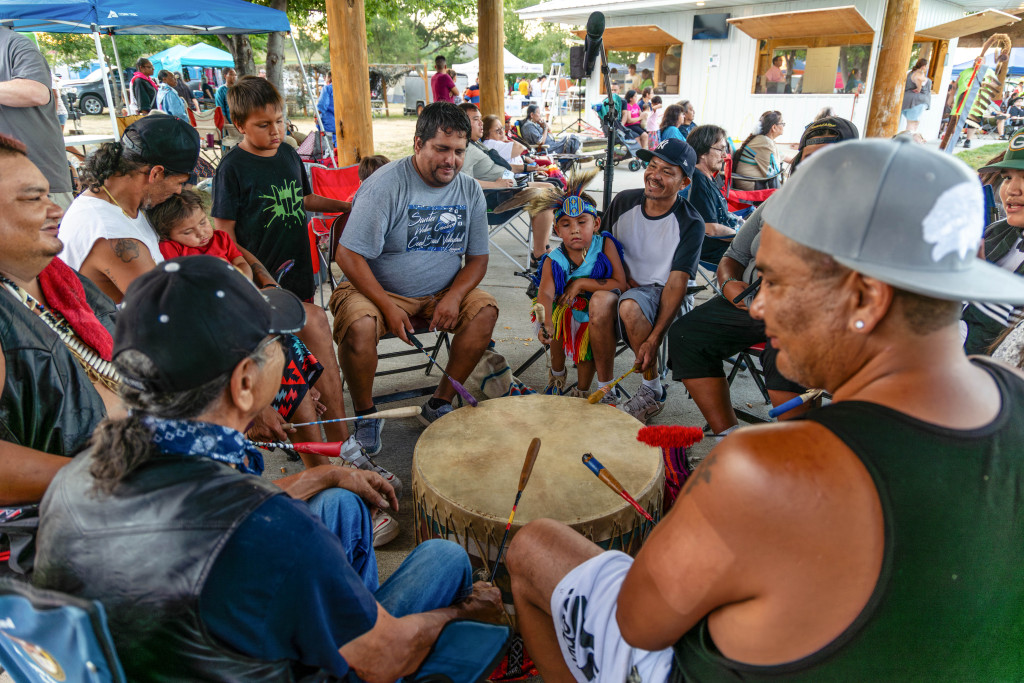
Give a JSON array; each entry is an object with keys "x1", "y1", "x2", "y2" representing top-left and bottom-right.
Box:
[{"x1": 721, "y1": 277, "x2": 741, "y2": 289}]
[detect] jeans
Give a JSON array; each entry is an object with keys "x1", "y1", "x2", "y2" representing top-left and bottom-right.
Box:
[{"x1": 307, "y1": 489, "x2": 474, "y2": 616}]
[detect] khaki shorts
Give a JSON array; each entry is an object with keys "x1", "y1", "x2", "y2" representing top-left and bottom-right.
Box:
[{"x1": 330, "y1": 281, "x2": 498, "y2": 345}]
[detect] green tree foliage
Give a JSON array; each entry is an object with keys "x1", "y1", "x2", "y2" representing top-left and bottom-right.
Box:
[
  {"x1": 365, "y1": 0, "x2": 477, "y2": 64},
  {"x1": 40, "y1": 34, "x2": 219, "y2": 73},
  {"x1": 504, "y1": 0, "x2": 572, "y2": 72}
]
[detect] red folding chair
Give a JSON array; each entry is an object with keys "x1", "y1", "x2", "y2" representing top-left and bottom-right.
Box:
[{"x1": 718, "y1": 156, "x2": 778, "y2": 214}]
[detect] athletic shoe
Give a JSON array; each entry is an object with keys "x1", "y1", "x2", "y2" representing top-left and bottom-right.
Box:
[
  {"x1": 963, "y1": 139, "x2": 972, "y2": 149},
  {"x1": 353, "y1": 417, "x2": 384, "y2": 456},
  {"x1": 595, "y1": 386, "x2": 622, "y2": 406},
  {"x1": 543, "y1": 369, "x2": 568, "y2": 395},
  {"x1": 418, "y1": 400, "x2": 455, "y2": 427},
  {"x1": 339, "y1": 436, "x2": 403, "y2": 499},
  {"x1": 619, "y1": 384, "x2": 667, "y2": 424},
  {"x1": 372, "y1": 510, "x2": 399, "y2": 548}
]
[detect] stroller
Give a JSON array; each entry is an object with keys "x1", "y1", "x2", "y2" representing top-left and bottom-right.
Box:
[{"x1": 590, "y1": 103, "x2": 643, "y2": 172}]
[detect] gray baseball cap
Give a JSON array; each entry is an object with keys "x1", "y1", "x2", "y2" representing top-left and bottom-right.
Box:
[{"x1": 762, "y1": 138, "x2": 1024, "y2": 305}]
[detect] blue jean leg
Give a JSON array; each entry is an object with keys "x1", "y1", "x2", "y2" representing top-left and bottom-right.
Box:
[
  {"x1": 375, "y1": 539, "x2": 474, "y2": 618},
  {"x1": 307, "y1": 488, "x2": 379, "y2": 593}
]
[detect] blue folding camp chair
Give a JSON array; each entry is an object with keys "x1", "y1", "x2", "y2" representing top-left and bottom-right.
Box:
[{"x1": 0, "y1": 578, "x2": 126, "y2": 683}]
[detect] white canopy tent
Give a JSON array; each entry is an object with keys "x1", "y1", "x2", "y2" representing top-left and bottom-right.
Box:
[{"x1": 453, "y1": 48, "x2": 543, "y2": 84}]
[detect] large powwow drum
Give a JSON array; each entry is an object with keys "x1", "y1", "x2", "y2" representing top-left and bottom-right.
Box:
[{"x1": 413, "y1": 394, "x2": 663, "y2": 612}]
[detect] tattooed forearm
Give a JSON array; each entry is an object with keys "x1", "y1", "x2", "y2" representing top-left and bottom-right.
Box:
[
  {"x1": 596, "y1": 278, "x2": 607, "y2": 285},
  {"x1": 251, "y1": 262, "x2": 275, "y2": 287},
  {"x1": 111, "y1": 239, "x2": 140, "y2": 263}
]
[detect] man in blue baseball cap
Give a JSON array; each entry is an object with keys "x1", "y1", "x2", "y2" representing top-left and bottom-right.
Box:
[{"x1": 587, "y1": 137, "x2": 705, "y2": 423}]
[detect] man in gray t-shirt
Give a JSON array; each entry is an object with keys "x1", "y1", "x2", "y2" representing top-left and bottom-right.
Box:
[
  {"x1": 331, "y1": 102, "x2": 499, "y2": 454},
  {"x1": 0, "y1": 27, "x2": 72, "y2": 208}
]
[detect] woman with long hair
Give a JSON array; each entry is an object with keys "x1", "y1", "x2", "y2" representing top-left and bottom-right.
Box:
[
  {"x1": 732, "y1": 110, "x2": 784, "y2": 190},
  {"x1": 659, "y1": 103, "x2": 686, "y2": 141},
  {"x1": 900, "y1": 59, "x2": 931, "y2": 133}
]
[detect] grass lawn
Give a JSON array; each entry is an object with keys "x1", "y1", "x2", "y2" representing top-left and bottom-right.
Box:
[{"x1": 955, "y1": 142, "x2": 1006, "y2": 170}]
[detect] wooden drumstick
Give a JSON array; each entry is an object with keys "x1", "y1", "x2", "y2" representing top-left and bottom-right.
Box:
[
  {"x1": 408, "y1": 335, "x2": 478, "y2": 407},
  {"x1": 531, "y1": 302, "x2": 552, "y2": 371},
  {"x1": 282, "y1": 405, "x2": 421, "y2": 429},
  {"x1": 489, "y1": 438, "x2": 542, "y2": 583},
  {"x1": 587, "y1": 366, "x2": 638, "y2": 404},
  {"x1": 581, "y1": 453, "x2": 655, "y2": 523}
]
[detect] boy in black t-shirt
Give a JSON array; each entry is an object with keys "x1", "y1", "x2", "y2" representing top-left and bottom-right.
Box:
[{"x1": 212, "y1": 76, "x2": 350, "y2": 301}]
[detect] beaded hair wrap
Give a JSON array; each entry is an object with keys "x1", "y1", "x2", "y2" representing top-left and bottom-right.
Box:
[{"x1": 522, "y1": 168, "x2": 600, "y2": 221}]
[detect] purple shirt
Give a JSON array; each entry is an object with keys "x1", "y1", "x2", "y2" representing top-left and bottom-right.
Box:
[{"x1": 431, "y1": 72, "x2": 457, "y2": 103}]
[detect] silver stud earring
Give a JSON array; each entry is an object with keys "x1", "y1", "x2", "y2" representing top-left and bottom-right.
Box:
[{"x1": 854, "y1": 320, "x2": 865, "y2": 330}]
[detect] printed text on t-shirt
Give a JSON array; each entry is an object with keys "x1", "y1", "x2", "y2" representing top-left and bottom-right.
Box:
[{"x1": 406, "y1": 204, "x2": 468, "y2": 252}]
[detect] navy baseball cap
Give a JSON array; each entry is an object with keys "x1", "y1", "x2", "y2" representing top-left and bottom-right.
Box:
[
  {"x1": 114, "y1": 256, "x2": 306, "y2": 392},
  {"x1": 637, "y1": 138, "x2": 697, "y2": 178}
]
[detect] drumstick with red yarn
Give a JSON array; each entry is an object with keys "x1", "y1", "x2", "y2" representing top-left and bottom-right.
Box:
[
  {"x1": 489, "y1": 437, "x2": 542, "y2": 583},
  {"x1": 280, "y1": 405, "x2": 422, "y2": 430},
  {"x1": 581, "y1": 453, "x2": 655, "y2": 523},
  {"x1": 637, "y1": 425, "x2": 704, "y2": 510}
]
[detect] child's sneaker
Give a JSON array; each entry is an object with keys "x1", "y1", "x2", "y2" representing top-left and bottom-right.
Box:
[
  {"x1": 543, "y1": 369, "x2": 567, "y2": 395},
  {"x1": 619, "y1": 384, "x2": 667, "y2": 424},
  {"x1": 338, "y1": 435, "x2": 402, "y2": 499}
]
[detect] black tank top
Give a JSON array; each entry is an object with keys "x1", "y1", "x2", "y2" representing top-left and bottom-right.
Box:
[{"x1": 671, "y1": 359, "x2": 1024, "y2": 681}]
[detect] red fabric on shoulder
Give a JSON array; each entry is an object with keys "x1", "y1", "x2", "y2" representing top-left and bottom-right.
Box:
[{"x1": 36, "y1": 258, "x2": 114, "y2": 361}]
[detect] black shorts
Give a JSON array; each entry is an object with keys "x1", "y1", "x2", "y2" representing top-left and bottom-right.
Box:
[
  {"x1": 667, "y1": 295, "x2": 804, "y2": 393},
  {"x1": 625, "y1": 123, "x2": 645, "y2": 138}
]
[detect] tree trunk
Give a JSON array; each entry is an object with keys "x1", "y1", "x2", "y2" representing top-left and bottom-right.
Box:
[
  {"x1": 218, "y1": 35, "x2": 257, "y2": 76},
  {"x1": 265, "y1": 0, "x2": 288, "y2": 94}
]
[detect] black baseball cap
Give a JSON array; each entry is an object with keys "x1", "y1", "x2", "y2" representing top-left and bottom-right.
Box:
[
  {"x1": 637, "y1": 138, "x2": 697, "y2": 178},
  {"x1": 789, "y1": 116, "x2": 859, "y2": 168},
  {"x1": 114, "y1": 256, "x2": 307, "y2": 393},
  {"x1": 121, "y1": 116, "x2": 200, "y2": 176}
]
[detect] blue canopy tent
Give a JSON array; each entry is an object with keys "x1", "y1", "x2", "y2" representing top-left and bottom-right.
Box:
[
  {"x1": 149, "y1": 43, "x2": 234, "y2": 79},
  {"x1": 952, "y1": 50, "x2": 1024, "y2": 78},
  {"x1": 0, "y1": 0, "x2": 328, "y2": 149}
]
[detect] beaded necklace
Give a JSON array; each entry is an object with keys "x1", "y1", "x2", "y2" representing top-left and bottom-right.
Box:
[{"x1": 0, "y1": 274, "x2": 122, "y2": 391}]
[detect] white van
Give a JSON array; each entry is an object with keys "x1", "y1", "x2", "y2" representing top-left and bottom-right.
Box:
[{"x1": 403, "y1": 71, "x2": 469, "y2": 116}]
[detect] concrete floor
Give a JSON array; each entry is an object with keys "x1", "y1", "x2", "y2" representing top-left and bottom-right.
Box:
[{"x1": 0, "y1": 160, "x2": 781, "y2": 683}]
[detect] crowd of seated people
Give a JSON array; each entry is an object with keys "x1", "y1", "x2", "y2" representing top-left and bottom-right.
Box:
[{"x1": 5, "y1": 74, "x2": 1024, "y2": 683}]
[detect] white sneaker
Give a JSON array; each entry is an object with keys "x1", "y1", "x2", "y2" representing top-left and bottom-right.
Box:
[
  {"x1": 619, "y1": 384, "x2": 667, "y2": 424},
  {"x1": 338, "y1": 435, "x2": 403, "y2": 500},
  {"x1": 372, "y1": 510, "x2": 399, "y2": 548}
]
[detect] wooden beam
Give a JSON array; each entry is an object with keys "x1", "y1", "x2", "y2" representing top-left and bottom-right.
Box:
[
  {"x1": 654, "y1": 48, "x2": 664, "y2": 92},
  {"x1": 478, "y1": 0, "x2": 504, "y2": 119},
  {"x1": 326, "y1": 0, "x2": 373, "y2": 165},
  {"x1": 865, "y1": 0, "x2": 919, "y2": 138},
  {"x1": 930, "y1": 40, "x2": 948, "y2": 84}
]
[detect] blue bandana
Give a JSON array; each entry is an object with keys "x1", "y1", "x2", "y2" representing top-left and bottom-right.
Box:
[
  {"x1": 142, "y1": 416, "x2": 265, "y2": 476},
  {"x1": 555, "y1": 195, "x2": 598, "y2": 221}
]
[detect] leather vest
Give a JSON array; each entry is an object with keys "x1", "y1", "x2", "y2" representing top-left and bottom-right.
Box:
[
  {"x1": 33, "y1": 448, "x2": 295, "y2": 682},
  {"x1": 0, "y1": 272, "x2": 116, "y2": 456}
]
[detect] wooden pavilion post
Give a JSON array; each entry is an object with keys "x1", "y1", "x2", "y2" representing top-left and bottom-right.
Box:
[
  {"x1": 865, "y1": 0, "x2": 921, "y2": 137},
  {"x1": 325, "y1": 0, "x2": 373, "y2": 165},
  {"x1": 478, "y1": 0, "x2": 505, "y2": 118}
]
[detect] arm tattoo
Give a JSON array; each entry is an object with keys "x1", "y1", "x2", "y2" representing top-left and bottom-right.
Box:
[
  {"x1": 596, "y1": 278, "x2": 607, "y2": 285},
  {"x1": 681, "y1": 450, "x2": 718, "y2": 498},
  {"x1": 111, "y1": 239, "x2": 140, "y2": 263},
  {"x1": 252, "y1": 262, "x2": 275, "y2": 287}
]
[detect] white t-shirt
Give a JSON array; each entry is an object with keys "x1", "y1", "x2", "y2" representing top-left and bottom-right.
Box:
[
  {"x1": 59, "y1": 195, "x2": 164, "y2": 271},
  {"x1": 482, "y1": 138, "x2": 515, "y2": 161}
]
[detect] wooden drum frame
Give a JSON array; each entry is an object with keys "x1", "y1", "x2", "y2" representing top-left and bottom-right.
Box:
[{"x1": 413, "y1": 394, "x2": 664, "y2": 604}]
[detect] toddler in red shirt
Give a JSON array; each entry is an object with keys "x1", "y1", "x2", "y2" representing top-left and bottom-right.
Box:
[{"x1": 150, "y1": 190, "x2": 253, "y2": 279}]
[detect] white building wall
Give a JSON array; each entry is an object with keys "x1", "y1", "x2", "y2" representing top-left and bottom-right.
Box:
[{"x1": 583, "y1": 0, "x2": 964, "y2": 142}]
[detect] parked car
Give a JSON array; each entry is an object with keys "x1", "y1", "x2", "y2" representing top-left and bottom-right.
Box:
[
  {"x1": 60, "y1": 68, "x2": 124, "y2": 115},
  {"x1": 403, "y1": 71, "x2": 469, "y2": 116}
]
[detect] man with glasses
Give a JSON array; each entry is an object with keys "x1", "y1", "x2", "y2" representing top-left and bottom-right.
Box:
[
  {"x1": 587, "y1": 138, "x2": 705, "y2": 423},
  {"x1": 686, "y1": 124, "x2": 743, "y2": 264}
]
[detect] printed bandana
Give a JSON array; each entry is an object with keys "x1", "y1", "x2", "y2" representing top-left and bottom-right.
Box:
[{"x1": 143, "y1": 416, "x2": 265, "y2": 476}]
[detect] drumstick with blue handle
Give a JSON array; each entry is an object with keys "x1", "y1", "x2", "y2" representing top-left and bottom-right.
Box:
[
  {"x1": 489, "y1": 438, "x2": 542, "y2": 583},
  {"x1": 767, "y1": 388, "x2": 824, "y2": 419},
  {"x1": 582, "y1": 453, "x2": 655, "y2": 523}
]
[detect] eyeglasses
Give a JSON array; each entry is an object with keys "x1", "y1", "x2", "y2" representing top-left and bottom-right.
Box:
[{"x1": 710, "y1": 145, "x2": 728, "y2": 154}]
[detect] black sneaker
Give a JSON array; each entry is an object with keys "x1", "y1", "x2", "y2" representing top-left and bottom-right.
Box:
[{"x1": 963, "y1": 139, "x2": 972, "y2": 149}]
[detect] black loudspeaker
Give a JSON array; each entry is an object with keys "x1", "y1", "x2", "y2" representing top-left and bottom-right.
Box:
[{"x1": 569, "y1": 45, "x2": 587, "y2": 80}]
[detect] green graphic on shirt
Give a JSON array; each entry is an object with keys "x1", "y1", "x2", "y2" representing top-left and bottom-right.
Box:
[{"x1": 259, "y1": 180, "x2": 305, "y2": 229}]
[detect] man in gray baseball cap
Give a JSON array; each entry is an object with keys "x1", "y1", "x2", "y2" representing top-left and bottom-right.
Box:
[{"x1": 506, "y1": 139, "x2": 1024, "y2": 681}]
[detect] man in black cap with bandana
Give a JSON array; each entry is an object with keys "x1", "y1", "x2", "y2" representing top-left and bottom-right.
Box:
[
  {"x1": 33, "y1": 256, "x2": 501, "y2": 681},
  {"x1": 669, "y1": 116, "x2": 858, "y2": 438},
  {"x1": 507, "y1": 138, "x2": 1024, "y2": 682}
]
